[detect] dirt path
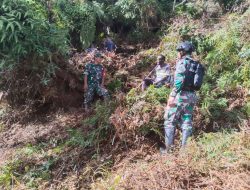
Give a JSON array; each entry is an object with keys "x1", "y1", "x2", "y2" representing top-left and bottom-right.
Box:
[{"x1": 0, "y1": 108, "x2": 86, "y2": 166}]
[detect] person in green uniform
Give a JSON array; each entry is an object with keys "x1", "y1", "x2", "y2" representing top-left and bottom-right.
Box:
[
  {"x1": 83, "y1": 51, "x2": 109, "y2": 112},
  {"x1": 161, "y1": 41, "x2": 197, "y2": 153}
]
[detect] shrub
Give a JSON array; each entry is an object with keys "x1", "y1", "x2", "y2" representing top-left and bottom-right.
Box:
[
  {"x1": 175, "y1": 2, "x2": 204, "y2": 19},
  {"x1": 189, "y1": 130, "x2": 250, "y2": 171},
  {"x1": 158, "y1": 10, "x2": 249, "y2": 128},
  {"x1": 56, "y1": 0, "x2": 104, "y2": 49},
  {"x1": 109, "y1": 0, "x2": 172, "y2": 37},
  {"x1": 0, "y1": 0, "x2": 69, "y2": 105},
  {"x1": 68, "y1": 101, "x2": 116, "y2": 149},
  {"x1": 110, "y1": 86, "x2": 170, "y2": 142},
  {"x1": 214, "y1": 0, "x2": 245, "y2": 12},
  {"x1": 0, "y1": 159, "x2": 22, "y2": 188},
  {"x1": 0, "y1": 0, "x2": 68, "y2": 68}
]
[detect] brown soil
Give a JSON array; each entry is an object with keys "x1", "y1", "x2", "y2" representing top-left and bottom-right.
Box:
[{"x1": 0, "y1": 108, "x2": 86, "y2": 166}]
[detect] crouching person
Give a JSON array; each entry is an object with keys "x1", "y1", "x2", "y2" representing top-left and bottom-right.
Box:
[
  {"x1": 83, "y1": 51, "x2": 109, "y2": 112},
  {"x1": 142, "y1": 54, "x2": 173, "y2": 91}
]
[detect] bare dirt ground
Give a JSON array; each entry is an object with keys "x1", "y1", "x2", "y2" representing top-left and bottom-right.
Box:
[{"x1": 0, "y1": 107, "x2": 86, "y2": 166}]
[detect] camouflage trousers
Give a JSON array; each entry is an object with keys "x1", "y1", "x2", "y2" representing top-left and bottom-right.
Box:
[
  {"x1": 164, "y1": 91, "x2": 197, "y2": 146},
  {"x1": 84, "y1": 83, "x2": 109, "y2": 106}
]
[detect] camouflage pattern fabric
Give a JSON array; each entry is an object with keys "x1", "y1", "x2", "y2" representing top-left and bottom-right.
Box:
[
  {"x1": 84, "y1": 63, "x2": 104, "y2": 85},
  {"x1": 170, "y1": 56, "x2": 192, "y2": 97},
  {"x1": 83, "y1": 63, "x2": 109, "y2": 105},
  {"x1": 164, "y1": 91, "x2": 197, "y2": 132},
  {"x1": 84, "y1": 84, "x2": 109, "y2": 105},
  {"x1": 164, "y1": 55, "x2": 197, "y2": 146}
]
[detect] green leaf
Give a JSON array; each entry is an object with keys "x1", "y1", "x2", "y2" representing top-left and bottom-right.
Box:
[
  {"x1": 0, "y1": 32, "x2": 6, "y2": 42},
  {"x1": 24, "y1": 12, "x2": 29, "y2": 18},
  {"x1": 14, "y1": 33, "x2": 18, "y2": 43},
  {"x1": 0, "y1": 16, "x2": 8, "y2": 22},
  {"x1": 16, "y1": 12, "x2": 21, "y2": 20},
  {"x1": 5, "y1": 13, "x2": 15, "y2": 17},
  {"x1": 8, "y1": 32, "x2": 14, "y2": 41},
  {"x1": 6, "y1": 22, "x2": 14, "y2": 32},
  {"x1": 0, "y1": 20, "x2": 3, "y2": 30},
  {"x1": 13, "y1": 21, "x2": 21, "y2": 30}
]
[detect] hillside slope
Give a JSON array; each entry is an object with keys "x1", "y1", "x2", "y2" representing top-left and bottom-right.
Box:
[{"x1": 0, "y1": 3, "x2": 250, "y2": 190}]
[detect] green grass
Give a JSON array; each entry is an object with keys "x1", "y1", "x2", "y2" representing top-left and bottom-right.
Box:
[
  {"x1": 0, "y1": 159, "x2": 22, "y2": 189},
  {"x1": 188, "y1": 130, "x2": 250, "y2": 172},
  {"x1": 91, "y1": 130, "x2": 250, "y2": 189}
]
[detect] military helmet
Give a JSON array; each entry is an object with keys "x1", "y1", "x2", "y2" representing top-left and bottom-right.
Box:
[{"x1": 176, "y1": 41, "x2": 195, "y2": 53}]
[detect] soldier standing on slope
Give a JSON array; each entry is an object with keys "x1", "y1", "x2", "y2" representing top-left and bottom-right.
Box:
[
  {"x1": 83, "y1": 51, "x2": 109, "y2": 112},
  {"x1": 161, "y1": 41, "x2": 199, "y2": 153}
]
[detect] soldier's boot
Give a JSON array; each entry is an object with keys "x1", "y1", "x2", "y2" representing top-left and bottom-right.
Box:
[
  {"x1": 160, "y1": 127, "x2": 175, "y2": 154},
  {"x1": 165, "y1": 127, "x2": 175, "y2": 150},
  {"x1": 181, "y1": 129, "x2": 192, "y2": 147}
]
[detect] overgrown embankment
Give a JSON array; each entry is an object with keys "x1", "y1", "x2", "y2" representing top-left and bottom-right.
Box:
[
  {"x1": 0, "y1": 1, "x2": 250, "y2": 190},
  {"x1": 92, "y1": 130, "x2": 250, "y2": 189}
]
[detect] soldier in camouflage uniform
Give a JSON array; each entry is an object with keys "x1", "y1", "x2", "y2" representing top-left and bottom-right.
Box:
[
  {"x1": 83, "y1": 51, "x2": 109, "y2": 112},
  {"x1": 162, "y1": 41, "x2": 197, "y2": 152}
]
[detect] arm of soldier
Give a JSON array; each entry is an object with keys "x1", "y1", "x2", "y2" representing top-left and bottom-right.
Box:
[{"x1": 170, "y1": 60, "x2": 186, "y2": 97}]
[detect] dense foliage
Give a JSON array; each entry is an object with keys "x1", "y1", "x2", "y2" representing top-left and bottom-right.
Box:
[
  {"x1": 0, "y1": 1, "x2": 249, "y2": 189},
  {"x1": 56, "y1": 0, "x2": 104, "y2": 49},
  {"x1": 0, "y1": 0, "x2": 68, "y2": 68}
]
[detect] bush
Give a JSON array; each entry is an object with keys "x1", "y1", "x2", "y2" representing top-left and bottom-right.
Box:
[
  {"x1": 214, "y1": 0, "x2": 245, "y2": 11},
  {"x1": 0, "y1": 0, "x2": 69, "y2": 105},
  {"x1": 0, "y1": 0, "x2": 68, "y2": 68},
  {"x1": 68, "y1": 101, "x2": 117, "y2": 149},
  {"x1": 0, "y1": 159, "x2": 22, "y2": 188},
  {"x1": 108, "y1": 0, "x2": 172, "y2": 37},
  {"x1": 199, "y1": 12, "x2": 250, "y2": 125},
  {"x1": 189, "y1": 130, "x2": 250, "y2": 171},
  {"x1": 127, "y1": 29, "x2": 157, "y2": 43},
  {"x1": 110, "y1": 86, "x2": 170, "y2": 142},
  {"x1": 158, "y1": 10, "x2": 249, "y2": 128},
  {"x1": 175, "y1": 2, "x2": 204, "y2": 19},
  {"x1": 56, "y1": 0, "x2": 104, "y2": 49}
]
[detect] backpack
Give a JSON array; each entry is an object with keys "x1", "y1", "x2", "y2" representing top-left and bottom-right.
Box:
[{"x1": 182, "y1": 58, "x2": 205, "y2": 91}]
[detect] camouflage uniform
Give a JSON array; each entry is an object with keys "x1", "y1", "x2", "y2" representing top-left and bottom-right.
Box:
[
  {"x1": 83, "y1": 63, "x2": 109, "y2": 106},
  {"x1": 164, "y1": 55, "x2": 197, "y2": 147}
]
